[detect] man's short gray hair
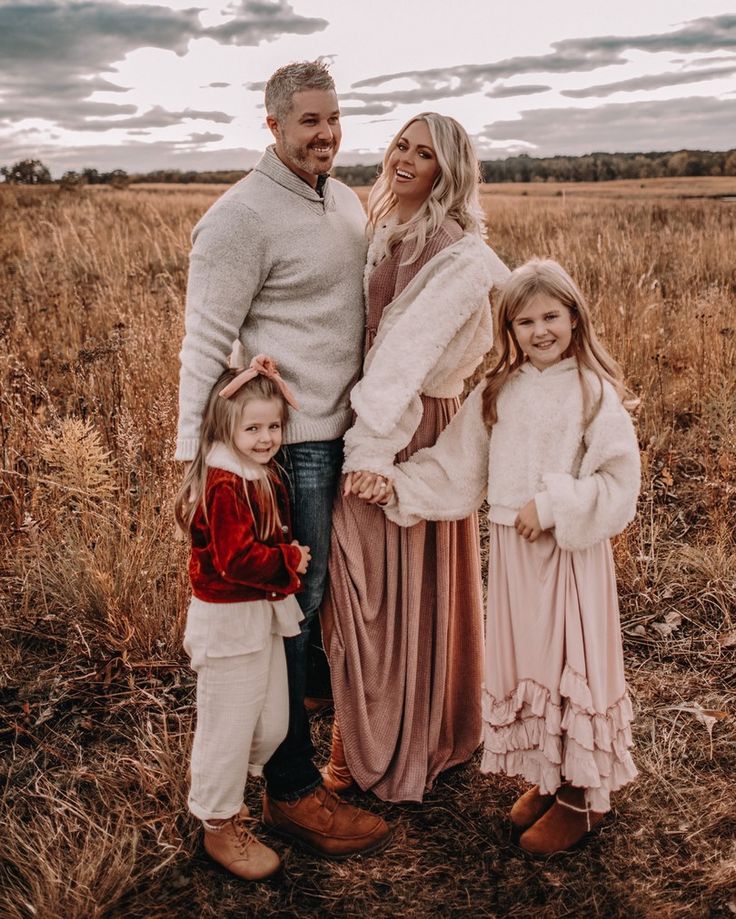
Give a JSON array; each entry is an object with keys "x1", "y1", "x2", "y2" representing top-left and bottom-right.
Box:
[{"x1": 265, "y1": 60, "x2": 335, "y2": 122}]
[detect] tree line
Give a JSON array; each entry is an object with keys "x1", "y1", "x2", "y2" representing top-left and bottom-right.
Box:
[{"x1": 3, "y1": 149, "x2": 735, "y2": 189}]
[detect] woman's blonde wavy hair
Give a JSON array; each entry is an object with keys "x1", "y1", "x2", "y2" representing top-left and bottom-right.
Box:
[
  {"x1": 482, "y1": 259, "x2": 635, "y2": 430},
  {"x1": 366, "y1": 112, "x2": 485, "y2": 264}
]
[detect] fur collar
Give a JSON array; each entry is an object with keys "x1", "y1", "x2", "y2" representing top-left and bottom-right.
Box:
[{"x1": 206, "y1": 442, "x2": 265, "y2": 481}]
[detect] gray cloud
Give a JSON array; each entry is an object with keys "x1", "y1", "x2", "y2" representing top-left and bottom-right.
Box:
[
  {"x1": 207, "y1": 82, "x2": 232, "y2": 88},
  {"x1": 0, "y1": 0, "x2": 326, "y2": 131},
  {"x1": 186, "y1": 132, "x2": 225, "y2": 144},
  {"x1": 72, "y1": 107, "x2": 234, "y2": 133},
  {"x1": 562, "y1": 64, "x2": 736, "y2": 98},
  {"x1": 351, "y1": 14, "x2": 736, "y2": 105},
  {"x1": 478, "y1": 96, "x2": 736, "y2": 158},
  {"x1": 341, "y1": 102, "x2": 397, "y2": 116},
  {"x1": 486, "y1": 84, "x2": 551, "y2": 99}
]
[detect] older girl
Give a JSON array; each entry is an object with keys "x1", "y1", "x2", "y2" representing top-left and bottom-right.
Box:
[
  {"x1": 384, "y1": 260, "x2": 640, "y2": 854},
  {"x1": 321, "y1": 113, "x2": 509, "y2": 802}
]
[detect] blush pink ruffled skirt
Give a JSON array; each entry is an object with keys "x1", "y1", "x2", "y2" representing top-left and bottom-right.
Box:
[{"x1": 481, "y1": 524, "x2": 637, "y2": 813}]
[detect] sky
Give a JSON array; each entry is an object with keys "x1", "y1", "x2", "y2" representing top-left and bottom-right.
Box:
[{"x1": 0, "y1": 0, "x2": 735, "y2": 176}]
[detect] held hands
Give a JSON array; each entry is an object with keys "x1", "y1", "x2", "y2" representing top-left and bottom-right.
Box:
[
  {"x1": 291, "y1": 540, "x2": 311, "y2": 574},
  {"x1": 514, "y1": 499, "x2": 544, "y2": 542},
  {"x1": 343, "y1": 471, "x2": 395, "y2": 506}
]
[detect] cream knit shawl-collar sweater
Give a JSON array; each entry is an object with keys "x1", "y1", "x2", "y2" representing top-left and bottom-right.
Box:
[
  {"x1": 385, "y1": 357, "x2": 641, "y2": 552},
  {"x1": 342, "y1": 228, "x2": 510, "y2": 478},
  {"x1": 175, "y1": 146, "x2": 367, "y2": 461}
]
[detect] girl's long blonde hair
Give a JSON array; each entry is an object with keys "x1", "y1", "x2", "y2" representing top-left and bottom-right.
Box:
[
  {"x1": 174, "y1": 370, "x2": 289, "y2": 540},
  {"x1": 482, "y1": 259, "x2": 633, "y2": 429},
  {"x1": 367, "y1": 112, "x2": 485, "y2": 264}
]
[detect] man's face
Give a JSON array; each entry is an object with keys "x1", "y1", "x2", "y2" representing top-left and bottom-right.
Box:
[{"x1": 267, "y1": 89, "x2": 341, "y2": 186}]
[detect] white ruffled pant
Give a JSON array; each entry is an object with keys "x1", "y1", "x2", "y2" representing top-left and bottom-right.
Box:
[
  {"x1": 481, "y1": 525, "x2": 637, "y2": 813},
  {"x1": 184, "y1": 596, "x2": 301, "y2": 821}
]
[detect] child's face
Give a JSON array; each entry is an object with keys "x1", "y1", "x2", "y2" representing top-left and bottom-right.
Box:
[
  {"x1": 511, "y1": 293, "x2": 576, "y2": 371},
  {"x1": 233, "y1": 398, "x2": 284, "y2": 464}
]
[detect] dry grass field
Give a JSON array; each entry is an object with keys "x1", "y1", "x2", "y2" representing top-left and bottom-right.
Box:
[{"x1": 1, "y1": 179, "x2": 734, "y2": 919}]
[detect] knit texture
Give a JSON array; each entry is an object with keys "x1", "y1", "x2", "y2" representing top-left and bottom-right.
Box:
[
  {"x1": 386, "y1": 358, "x2": 641, "y2": 551},
  {"x1": 176, "y1": 146, "x2": 367, "y2": 460}
]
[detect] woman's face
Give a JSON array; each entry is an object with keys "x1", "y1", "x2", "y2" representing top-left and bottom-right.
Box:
[{"x1": 387, "y1": 120, "x2": 441, "y2": 216}]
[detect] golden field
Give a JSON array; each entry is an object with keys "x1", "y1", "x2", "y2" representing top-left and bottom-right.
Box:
[{"x1": 0, "y1": 179, "x2": 734, "y2": 918}]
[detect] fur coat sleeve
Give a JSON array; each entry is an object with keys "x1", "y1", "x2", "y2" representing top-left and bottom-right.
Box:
[
  {"x1": 343, "y1": 234, "x2": 509, "y2": 478},
  {"x1": 382, "y1": 382, "x2": 490, "y2": 527},
  {"x1": 535, "y1": 383, "x2": 641, "y2": 551}
]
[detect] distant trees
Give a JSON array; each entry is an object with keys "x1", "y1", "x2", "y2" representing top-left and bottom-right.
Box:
[
  {"x1": 2, "y1": 149, "x2": 734, "y2": 189},
  {"x1": 1, "y1": 159, "x2": 51, "y2": 184},
  {"x1": 479, "y1": 149, "x2": 734, "y2": 184}
]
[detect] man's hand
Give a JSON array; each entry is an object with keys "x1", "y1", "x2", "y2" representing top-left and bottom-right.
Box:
[
  {"x1": 514, "y1": 499, "x2": 543, "y2": 542},
  {"x1": 291, "y1": 540, "x2": 311, "y2": 574}
]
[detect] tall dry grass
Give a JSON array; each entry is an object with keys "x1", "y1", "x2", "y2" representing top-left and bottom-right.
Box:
[{"x1": 1, "y1": 182, "x2": 734, "y2": 918}]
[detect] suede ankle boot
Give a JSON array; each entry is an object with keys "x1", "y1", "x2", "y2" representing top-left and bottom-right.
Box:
[
  {"x1": 203, "y1": 805, "x2": 280, "y2": 880},
  {"x1": 321, "y1": 715, "x2": 355, "y2": 794},
  {"x1": 509, "y1": 785, "x2": 556, "y2": 832},
  {"x1": 519, "y1": 786, "x2": 606, "y2": 856}
]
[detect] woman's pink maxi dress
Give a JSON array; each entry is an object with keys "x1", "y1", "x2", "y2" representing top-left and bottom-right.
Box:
[{"x1": 323, "y1": 221, "x2": 485, "y2": 803}]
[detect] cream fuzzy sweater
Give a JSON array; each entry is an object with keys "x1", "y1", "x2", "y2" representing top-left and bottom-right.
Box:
[
  {"x1": 384, "y1": 358, "x2": 641, "y2": 552},
  {"x1": 343, "y1": 230, "x2": 510, "y2": 478},
  {"x1": 176, "y1": 146, "x2": 367, "y2": 461}
]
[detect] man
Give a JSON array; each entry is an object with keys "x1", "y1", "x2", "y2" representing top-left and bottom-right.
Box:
[{"x1": 176, "y1": 60, "x2": 391, "y2": 872}]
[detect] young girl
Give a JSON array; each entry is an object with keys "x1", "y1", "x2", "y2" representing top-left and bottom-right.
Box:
[
  {"x1": 174, "y1": 347, "x2": 310, "y2": 880},
  {"x1": 381, "y1": 259, "x2": 640, "y2": 855}
]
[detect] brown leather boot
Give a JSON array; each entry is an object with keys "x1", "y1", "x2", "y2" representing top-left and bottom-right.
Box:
[
  {"x1": 203, "y1": 805, "x2": 281, "y2": 880},
  {"x1": 321, "y1": 715, "x2": 355, "y2": 794},
  {"x1": 519, "y1": 786, "x2": 606, "y2": 855},
  {"x1": 262, "y1": 784, "x2": 391, "y2": 859},
  {"x1": 509, "y1": 785, "x2": 556, "y2": 832}
]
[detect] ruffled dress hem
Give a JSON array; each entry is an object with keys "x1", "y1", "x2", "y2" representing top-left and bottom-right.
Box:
[{"x1": 479, "y1": 665, "x2": 638, "y2": 812}]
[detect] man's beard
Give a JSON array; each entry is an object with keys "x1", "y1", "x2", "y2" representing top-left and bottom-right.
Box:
[{"x1": 282, "y1": 138, "x2": 335, "y2": 176}]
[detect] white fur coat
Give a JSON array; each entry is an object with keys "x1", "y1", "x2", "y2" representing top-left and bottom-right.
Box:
[
  {"x1": 343, "y1": 232, "x2": 510, "y2": 477},
  {"x1": 384, "y1": 358, "x2": 641, "y2": 552}
]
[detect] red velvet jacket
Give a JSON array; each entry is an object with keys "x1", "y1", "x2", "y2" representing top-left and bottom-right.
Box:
[{"x1": 189, "y1": 462, "x2": 303, "y2": 604}]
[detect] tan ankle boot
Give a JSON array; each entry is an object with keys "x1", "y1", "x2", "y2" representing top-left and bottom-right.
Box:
[
  {"x1": 263, "y1": 785, "x2": 391, "y2": 859},
  {"x1": 203, "y1": 805, "x2": 280, "y2": 880},
  {"x1": 321, "y1": 715, "x2": 355, "y2": 794},
  {"x1": 509, "y1": 785, "x2": 556, "y2": 831},
  {"x1": 519, "y1": 786, "x2": 606, "y2": 855}
]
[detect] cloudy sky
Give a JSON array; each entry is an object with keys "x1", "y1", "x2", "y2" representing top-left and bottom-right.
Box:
[{"x1": 1, "y1": 0, "x2": 734, "y2": 175}]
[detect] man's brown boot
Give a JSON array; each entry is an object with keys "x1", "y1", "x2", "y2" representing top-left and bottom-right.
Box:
[
  {"x1": 203, "y1": 806, "x2": 281, "y2": 880},
  {"x1": 519, "y1": 786, "x2": 606, "y2": 856},
  {"x1": 263, "y1": 784, "x2": 391, "y2": 859},
  {"x1": 509, "y1": 785, "x2": 556, "y2": 832},
  {"x1": 321, "y1": 715, "x2": 355, "y2": 794}
]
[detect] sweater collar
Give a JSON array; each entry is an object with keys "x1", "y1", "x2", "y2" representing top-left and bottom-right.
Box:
[
  {"x1": 206, "y1": 442, "x2": 265, "y2": 481},
  {"x1": 518, "y1": 356, "x2": 578, "y2": 378},
  {"x1": 254, "y1": 145, "x2": 330, "y2": 203}
]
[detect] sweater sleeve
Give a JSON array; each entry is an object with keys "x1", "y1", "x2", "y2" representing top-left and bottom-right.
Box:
[
  {"x1": 344, "y1": 239, "x2": 500, "y2": 477},
  {"x1": 540, "y1": 386, "x2": 641, "y2": 551},
  {"x1": 175, "y1": 201, "x2": 270, "y2": 461},
  {"x1": 207, "y1": 481, "x2": 303, "y2": 594},
  {"x1": 383, "y1": 382, "x2": 490, "y2": 527}
]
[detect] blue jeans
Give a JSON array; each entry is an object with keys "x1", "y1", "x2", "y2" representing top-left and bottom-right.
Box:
[{"x1": 263, "y1": 439, "x2": 344, "y2": 801}]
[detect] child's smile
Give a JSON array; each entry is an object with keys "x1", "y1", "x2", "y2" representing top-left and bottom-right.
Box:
[
  {"x1": 234, "y1": 398, "x2": 284, "y2": 464},
  {"x1": 511, "y1": 292, "x2": 576, "y2": 371}
]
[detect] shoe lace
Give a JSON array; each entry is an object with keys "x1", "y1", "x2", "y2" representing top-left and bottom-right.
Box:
[
  {"x1": 317, "y1": 784, "x2": 341, "y2": 815},
  {"x1": 230, "y1": 813, "x2": 258, "y2": 854}
]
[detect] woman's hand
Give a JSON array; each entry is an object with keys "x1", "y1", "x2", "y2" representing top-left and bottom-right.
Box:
[
  {"x1": 291, "y1": 540, "x2": 311, "y2": 574},
  {"x1": 514, "y1": 500, "x2": 543, "y2": 542},
  {"x1": 343, "y1": 471, "x2": 394, "y2": 505}
]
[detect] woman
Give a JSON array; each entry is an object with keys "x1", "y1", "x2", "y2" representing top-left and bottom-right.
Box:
[{"x1": 321, "y1": 113, "x2": 510, "y2": 802}]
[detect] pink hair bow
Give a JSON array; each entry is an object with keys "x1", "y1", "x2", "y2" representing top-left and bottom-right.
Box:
[{"x1": 219, "y1": 345, "x2": 299, "y2": 409}]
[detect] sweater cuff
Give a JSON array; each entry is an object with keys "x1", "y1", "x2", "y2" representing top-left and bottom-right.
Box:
[
  {"x1": 175, "y1": 438, "x2": 200, "y2": 462},
  {"x1": 534, "y1": 491, "x2": 555, "y2": 531}
]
